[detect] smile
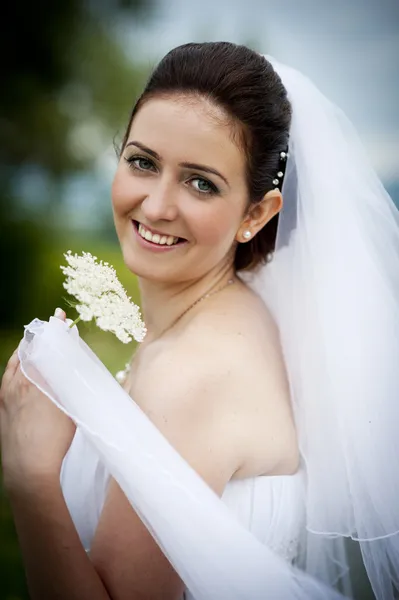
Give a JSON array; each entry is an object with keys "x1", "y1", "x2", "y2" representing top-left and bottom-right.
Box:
[{"x1": 132, "y1": 221, "x2": 187, "y2": 249}]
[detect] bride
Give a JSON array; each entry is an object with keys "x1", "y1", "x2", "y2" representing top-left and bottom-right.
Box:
[{"x1": 1, "y1": 42, "x2": 398, "y2": 600}]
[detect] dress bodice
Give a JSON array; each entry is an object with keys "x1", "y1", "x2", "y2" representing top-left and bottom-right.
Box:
[
  {"x1": 61, "y1": 429, "x2": 306, "y2": 572},
  {"x1": 183, "y1": 473, "x2": 306, "y2": 600},
  {"x1": 221, "y1": 472, "x2": 306, "y2": 563}
]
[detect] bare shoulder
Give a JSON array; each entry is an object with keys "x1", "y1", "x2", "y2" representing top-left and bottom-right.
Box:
[
  {"x1": 187, "y1": 279, "x2": 282, "y2": 363},
  {"x1": 89, "y1": 284, "x2": 298, "y2": 599},
  {"x1": 185, "y1": 281, "x2": 299, "y2": 478},
  {"x1": 131, "y1": 281, "x2": 299, "y2": 481}
]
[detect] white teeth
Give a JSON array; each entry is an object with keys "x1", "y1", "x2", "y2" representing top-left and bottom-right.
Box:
[{"x1": 137, "y1": 223, "x2": 179, "y2": 246}]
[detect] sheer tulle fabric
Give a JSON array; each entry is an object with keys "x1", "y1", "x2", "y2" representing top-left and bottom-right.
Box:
[
  {"x1": 19, "y1": 317, "x2": 343, "y2": 600},
  {"x1": 257, "y1": 57, "x2": 399, "y2": 598}
]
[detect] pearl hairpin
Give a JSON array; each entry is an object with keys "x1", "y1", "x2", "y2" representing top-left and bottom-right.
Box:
[{"x1": 273, "y1": 150, "x2": 289, "y2": 190}]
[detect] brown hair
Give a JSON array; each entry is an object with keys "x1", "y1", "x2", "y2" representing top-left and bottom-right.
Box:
[{"x1": 121, "y1": 42, "x2": 292, "y2": 271}]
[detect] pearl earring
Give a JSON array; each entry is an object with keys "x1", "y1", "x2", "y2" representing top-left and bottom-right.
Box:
[{"x1": 243, "y1": 230, "x2": 252, "y2": 240}]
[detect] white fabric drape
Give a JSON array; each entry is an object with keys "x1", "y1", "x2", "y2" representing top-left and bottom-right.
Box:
[{"x1": 19, "y1": 316, "x2": 343, "y2": 599}]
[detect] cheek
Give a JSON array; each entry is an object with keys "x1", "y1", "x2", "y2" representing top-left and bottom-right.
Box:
[
  {"x1": 189, "y1": 202, "x2": 240, "y2": 246},
  {"x1": 111, "y1": 169, "x2": 141, "y2": 213},
  {"x1": 111, "y1": 171, "x2": 126, "y2": 212}
]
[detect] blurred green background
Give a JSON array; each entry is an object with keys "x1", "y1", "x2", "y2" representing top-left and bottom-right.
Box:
[
  {"x1": 1, "y1": 0, "x2": 396, "y2": 597},
  {"x1": 0, "y1": 2, "x2": 156, "y2": 597}
]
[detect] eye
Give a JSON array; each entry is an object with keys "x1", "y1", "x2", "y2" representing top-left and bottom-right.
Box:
[
  {"x1": 189, "y1": 177, "x2": 219, "y2": 196},
  {"x1": 124, "y1": 155, "x2": 156, "y2": 172}
]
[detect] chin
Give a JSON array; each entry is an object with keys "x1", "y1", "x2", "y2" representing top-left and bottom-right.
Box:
[
  {"x1": 120, "y1": 247, "x2": 174, "y2": 282},
  {"x1": 121, "y1": 247, "x2": 147, "y2": 278}
]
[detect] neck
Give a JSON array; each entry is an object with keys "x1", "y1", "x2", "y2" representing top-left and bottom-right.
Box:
[{"x1": 138, "y1": 265, "x2": 236, "y2": 343}]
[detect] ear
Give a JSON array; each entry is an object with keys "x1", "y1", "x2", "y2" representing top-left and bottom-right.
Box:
[{"x1": 235, "y1": 189, "x2": 283, "y2": 243}]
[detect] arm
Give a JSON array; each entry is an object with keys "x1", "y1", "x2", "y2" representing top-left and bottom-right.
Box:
[
  {"x1": 4, "y1": 318, "x2": 291, "y2": 600},
  {"x1": 1, "y1": 311, "x2": 110, "y2": 600},
  {"x1": 7, "y1": 477, "x2": 111, "y2": 600},
  {"x1": 89, "y1": 395, "x2": 241, "y2": 600},
  {"x1": 87, "y1": 346, "x2": 253, "y2": 600},
  {"x1": 4, "y1": 351, "x2": 242, "y2": 600},
  {"x1": 86, "y1": 334, "x2": 292, "y2": 600}
]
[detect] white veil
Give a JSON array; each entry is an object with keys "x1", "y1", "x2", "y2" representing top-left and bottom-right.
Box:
[
  {"x1": 17, "y1": 56, "x2": 399, "y2": 599},
  {"x1": 248, "y1": 56, "x2": 399, "y2": 598}
]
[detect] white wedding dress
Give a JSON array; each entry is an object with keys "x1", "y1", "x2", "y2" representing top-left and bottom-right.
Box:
[
  {"x1": 61, "y1": 427, "x2": 307, "y2": 600},
  {"x1": 20, "y1": 317, "x2": 349, "y2": 599}
]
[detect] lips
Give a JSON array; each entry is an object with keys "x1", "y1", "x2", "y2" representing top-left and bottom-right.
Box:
[{"x1": 133, "y1": 220, "x2": 186, "y2": 244}]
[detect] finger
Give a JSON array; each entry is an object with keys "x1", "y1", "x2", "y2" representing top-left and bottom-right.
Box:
[
  {"x1": 6, "y1": 348, "x2": 20, "y2": 375},
  {"x1": 15, "y1": 361, "x2": 48, "y2": 393},
  {"x1": 0, "y1": 348, "x2": 20, "y2": 393},
  {"x1": 54, "y1": 307, "x2": 66, "y2": 321}
]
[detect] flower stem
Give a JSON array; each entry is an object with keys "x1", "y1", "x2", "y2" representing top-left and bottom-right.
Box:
[{"x1": 69, "y1": 315, "x2": 82, "y2": 328}]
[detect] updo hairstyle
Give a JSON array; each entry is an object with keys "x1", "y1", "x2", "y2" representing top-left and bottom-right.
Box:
[{"x1": 121, "y1": 42, "x2": 291, "y2": 271}]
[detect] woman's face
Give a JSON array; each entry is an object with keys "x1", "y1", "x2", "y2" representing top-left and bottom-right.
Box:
[{"x1": 112, "y1": 95, "x2": 249, "y2": 283}]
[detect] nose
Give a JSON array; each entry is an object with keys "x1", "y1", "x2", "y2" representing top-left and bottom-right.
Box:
[{"x1": 140, "y1": 179, "x2": 178, "y2": 223}]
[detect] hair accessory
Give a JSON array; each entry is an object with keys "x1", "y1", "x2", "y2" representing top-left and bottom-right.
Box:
[{"x1": 272, "y1": 147, "x2": 290, "y2": 190}]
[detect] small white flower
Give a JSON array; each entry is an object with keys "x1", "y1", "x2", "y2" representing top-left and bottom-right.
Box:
[{"x1": 60, "y1": 251, "x2": 147, "y2": 343}]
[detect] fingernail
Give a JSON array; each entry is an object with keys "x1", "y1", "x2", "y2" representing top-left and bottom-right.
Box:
[{"x1": 54, "y1": 307, "x2": 64, "y2": 318}]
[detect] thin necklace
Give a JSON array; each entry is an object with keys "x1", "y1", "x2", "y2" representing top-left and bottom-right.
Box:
[
  {"x1": 162, "y1": 277, "x2": 235, "y2": 337},
  {"x1": 115, "y1": 277, "x2": 236, "y2": 384}
]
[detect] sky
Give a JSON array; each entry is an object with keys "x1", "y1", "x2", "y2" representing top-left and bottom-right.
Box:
[{"x1": 120, "y1": 0, "x2": 399, "y2": 182}]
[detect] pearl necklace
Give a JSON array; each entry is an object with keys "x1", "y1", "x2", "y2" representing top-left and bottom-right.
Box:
[{"x1": 115, "y1": 277, "x2": 236, "y2": 384}]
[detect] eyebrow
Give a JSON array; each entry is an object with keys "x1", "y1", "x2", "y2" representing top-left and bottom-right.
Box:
[{"x1": 125, "y1": 140, "x2": 230, "y2": 187}]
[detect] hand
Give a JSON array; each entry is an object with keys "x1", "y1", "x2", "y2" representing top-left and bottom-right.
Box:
[{"x1": 0, "y1": 308, "x2": 77, "y2": 495}]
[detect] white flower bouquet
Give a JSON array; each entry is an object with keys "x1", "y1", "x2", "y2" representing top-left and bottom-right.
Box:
[{"x1": 60, "y1": 251, "x2": 146, "y2": 344}]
